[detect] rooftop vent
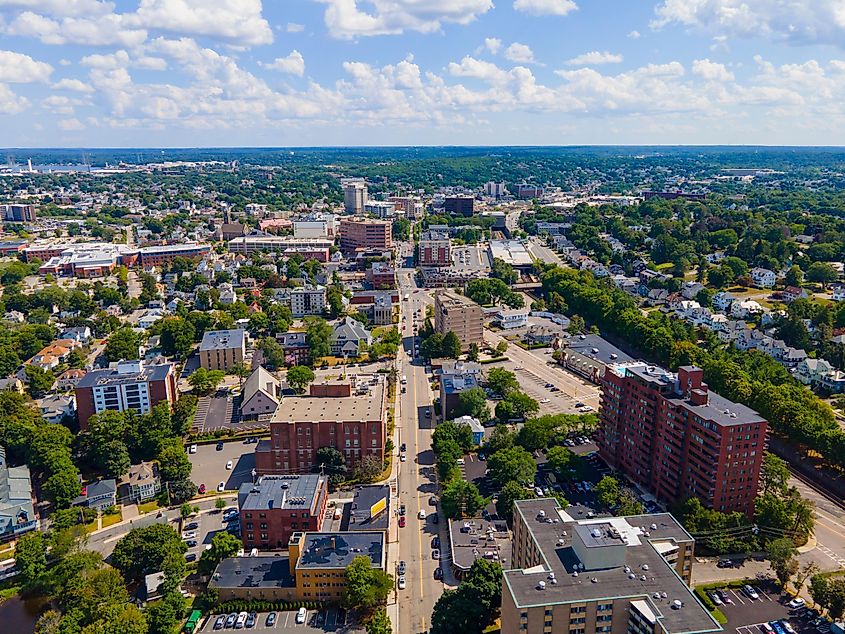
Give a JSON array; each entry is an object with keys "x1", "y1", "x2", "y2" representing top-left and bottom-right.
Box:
[
  {"x1": 641, "y1": 564, "x2": 649, "y2": 571},
  {"x1": 650, "y1": 523, "x2": 657, "y2": 530},
  {"x1": 661, "y1": 592, "x2": 668, "y2": 599},
  {"x1": 591, "y1": 578, "x2": 598, "y2": 583},
  {"x1": 672, "y1": 600, "x2": 682, "y2": 610},
  {"x1": 537, "y1": 581, "x2": 546, "y2": 590},
  {"x1": 640, "y1": 575, "x2": 647, "y2": 581}
]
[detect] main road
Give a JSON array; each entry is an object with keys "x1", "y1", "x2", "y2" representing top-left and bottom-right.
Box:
[{"x1": 393, "y1": 263, "x2": 444, "y2": 634}]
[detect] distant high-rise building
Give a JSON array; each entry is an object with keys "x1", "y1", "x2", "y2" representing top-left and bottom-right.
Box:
[
  {"x1": 1, "y1": 204, "x2": 36, "y2": 222},
  {"x1": 515, "y1": 183, "x2": 544, "y2": 199},
  {"x1": 418, "y1": 230, "x2": 451, "y2": 267},
  {"x1": 339, "y1": 218, "x2": 392, "y2": 252},
  {"x1": 484, "y1": 182, "x2": 507, "y2": 198},
  {"x1": 444, "y1": 196, "x2": 475, "y2": 216},
  {"x1": 342, "y1": 178, "x2": 368, "y2": 214},
  {"x1": 598, "y1": 363, "x2": 766, "y2": 516}
]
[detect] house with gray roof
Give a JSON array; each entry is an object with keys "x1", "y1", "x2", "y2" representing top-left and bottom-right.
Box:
[
  {"x1": 0, "y1": 446, "x2": 36, "y2": 541},
  {"x1": 329, "y1": 317, "x2": 372, "y2": 357}
]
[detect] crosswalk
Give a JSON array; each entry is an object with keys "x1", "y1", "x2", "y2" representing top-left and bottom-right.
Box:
[{"x1": 817, "y1": 544, "x2": 845, "y2": 568}]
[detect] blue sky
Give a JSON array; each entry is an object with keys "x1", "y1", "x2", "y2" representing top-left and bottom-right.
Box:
[{"x1": 1, "y1": 0, "x2": 845, "y2": 147}]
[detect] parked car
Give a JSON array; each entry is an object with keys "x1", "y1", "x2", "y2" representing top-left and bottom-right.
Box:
[
  {"x1": 788, "y1": 598, "x2": 806, "y2": 609},
  {"x1": 225, "y1": 613, "x2": 237, "y2": 628},
  {"x1": 198, "y1": 483, "x2": 206, "y2": 494},
  {"x1": 399, "y1": 505, "x2": 406, "y2": 516},
  {"x1": 245, "y1": 613, "x2": 256, "y2": 629},
  {"x1": 217, "y1": 481, "x2": 225, "y2": 492},
  {"x1": 216, "y1": 441, "x2": 224, "y2": 451},
  {"x1": 398, "y1": 575, "x2": 406, "y2": 590},
  {"x1": 710, "y1": 592, "x2": 722, "y2": 606},
  {"x1": 418, "y1": 509, "x2": 426, "y2": 520},
  {"x1": 182, "y1": 531, "x2": 197, "y2": 540},
  {"x1": 743, "y1": 585, "x2": 759, "y2": 600},
  {"x1": 265, "y1": 613, "x2": 277, "y2": 627},
  {"x1": 434, "y1": 567, "x2": 443, "y2": 580},
  {"x1": 189, "y1": 444, "x2": 197, "y2": 454},
  {"x1": 432, "y1": 549, "x2": 440, "y2": 559},
  {"x1": 398, "y1": 516, "x2": 406, "y2": 528},
  {"x1": 213, "y1": 615, "x2": 226, "y2": 630},
  {"x1": 296, "y1": 607, "x2": 307, "y2": 624},
  {"x1": 225, "y1": 460, "x2": 233, "y2": 470},
  {"x1": 185, "y1": 553, "x2": 197, "y2": 562},
  {"x1": 432, "y1": 536, "x2": 440, "y2": 549},
  {"x1": 398, "y1": 560, "x2": 406, "y2": 575},
  {"x1": 185, "y1": 540, "x2": 197, "y2": 547}
]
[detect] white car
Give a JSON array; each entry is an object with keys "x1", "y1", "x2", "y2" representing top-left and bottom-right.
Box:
[
  {"x1": 580, "y1": 406, "x2": 594, "y2": 412},
  {"x1": 743, "y1": 585, "x2": 759, "y2": 600},
  {"x1": 457, "y1": 458, "x2": 465, "y2": 466},
  {"x1": 400, "y1": 453, "x2": 407, "y2": 462},
  {"x1": 182, "y1": 531, "x2": 197, "y2": 540},
  {"x1": 188, "y1": 444, "x2": 197, "y2": 454},
  {"x1": 418, "y1": 510, "x2": 427, "y2": 520},
  {"x1": 217, "y1": 481, "x2": 225, "y2": 493},
  {"x1": 295, "y1": 608, "x2": 307, "y2": 624},
  {"x1": 225, "y1": 460, "x2": 233, "y2": 470},
  {"x1": 398, "y1": 576, "x2": 406, "y2": 590},
  {"x1": 788, "y1": 598, "x2": 806, "y2": 609},
  {"x1": 540, "y1": 398, "x2": 550, "y2": 404}
]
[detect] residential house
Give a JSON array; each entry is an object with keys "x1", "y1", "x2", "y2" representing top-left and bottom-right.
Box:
[
  {"x1": 831, "y1": 284, "x2": 845, "y2": 302},
  {"x1": 137, "y1": 308, "x2": 166, "y2": 329},
  {"x1": 59, "y1": 326, "x2": 92, "y2": 345},
  {"x1": 276, "y1": 332, "x2": 309, "y2": 367},
  {"x1": 56, "y1": 368, "x2": 87, "y2": 391},
  {"x1": 750, "y1": 267, "x2": 776, "y2": 288},
  {"x1": 38, "y1": 394, "x2": 76, "y2": 424},
  {"x1": 453, "y1": 416, "x2": 484, "y2": 445},
  {"x1": 329, "y1": 317, "x2": 372, "y2": 357},
  {"x1": 0, "y1": 446, "x2": 35, "y2": 542},
  {"x1": 72, "y1": 479, "x2": 117, "y2": 511},
  {"x1": 495, "y1": 309, "x2": 530, "y2": 330},
  {"x1": 241, "y1": 366, "x2": 281, "y2": 421},
  {"x1": 781, "y1": 286, "x2": 809, "y2": 303},
  {"x1": 795, "y1": 358, "x2": 834, "y2": 387},
  {"x1": 731, "y1": 299, "x2": 764, "y2": 319},
  {"x1": 712, "y1": 291, "x2": 736, "y2": 312},
  {"x1": 0, "y1": 377, "x2": 24, "y2": 394},
  {"x1": 680, "y1": 281, "x2": 705, "y2": 300},
  {"x1": 120, "y1": 461, "x2": 161, "y2": 503}
]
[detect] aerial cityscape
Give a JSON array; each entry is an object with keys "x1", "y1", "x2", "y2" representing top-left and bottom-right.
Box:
[{"x1": 2, "y1": 3, "x2": 845, "y2": 634}]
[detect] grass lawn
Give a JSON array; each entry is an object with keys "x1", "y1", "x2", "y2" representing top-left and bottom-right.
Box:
[
  {"x1": 138, "y1": 500, "x2": 161, "y2": 514},
  {"x1": 102, "y1": 511, "x2": 123, "y2": 528}
]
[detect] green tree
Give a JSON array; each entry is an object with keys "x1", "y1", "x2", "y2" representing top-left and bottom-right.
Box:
[
  {"x1": 807, "y1": 261, "x2": 838, "y2": 287},
  {"x1": 43, "y1": 467, "x2": 82, "y2": 508},
  {"x1": 287, "y1": 365, "x2": 315, "y2": 393},
  {"x1": 432, "y1": 419, "x2": 474, "y2": 454},
  {"x1": 158, "y1": 317, "x2": 196, "y2": 357},
  {"x1": 215, "y1": 497, "x2": 227, "y2": 511},
  {"x1": 111, "y1": 523, "x2": 187, "y2": 582},
  {"x1": 546, "y1": 445, "x2": 573, "y2": 475},
  {"x1": 760, "y1": 453, "x2": 790, "y2": 497},
  {"x1": 768, "y1": 537, "x2": 799, "y2": 588},
  {"x1": 420, "y1": 332, "x2": 445, "y2": 359},
  {"x1": 430, "y1": 559, "x2": 502, "y2": 634},
  {"x1": 24, "y1": 365, "x2": 55, "y2": 397},
  {"x1": 15, "y1": 531, "x2": 47, "y2": 591},
  {"x1": 306, "y1": 317, "x2": 332, "y2": 361},
  {"x1": 365, "y1": 608, "x2": 392, "y2": 634},
  {"x1": 495, "y1": 391, "x2": 539, "y2": 422},
  {"x1": 784, "y1": 265, "x2": 804, "y2": 288},
  {"x1": 595, "y1": 476, "x2": 621, "y2": 509},
  {"x1": 156, "y1": 441, "x2": 193, "y2": 482},
  {"x1": 496, "y1": 481, "x2": 532, "y2": 521},
  {"x1": 485, "y1": 368, "x2": 519, "y2": 396},
  {"x1": 467, "y1": 343, "x2": 480, "y2": 362},
  {"x1": 441, "y1": 478, "x2": 486, "y2": 519},
  {"x1": 316, "y1": 446, "x2": 347, "y2": 486},
  {"x1": 105, "y1": 327, "x2": 140, "y2": 362},
  {"x1": 454, "y1": 387, "x2": 490, "y2": 422},
  {"x1": 491, "y1": 257, "x2": 519, "y2": 285},
  {"x1": 146, "y1": 592, "x2": 186, "y2": 634},
  {"x1": 187, "y1": 367, "x2": 225, "y2": 395},
  {"x1": 487, "y1": 446, "x2": 536, "y2": 488},
  {"x1": 199, "y1": 531, "x2": 242, "y2": 575},
  {"x1": 342, "y1": 555, "x2": 394, "y2": 611},
  {"x1": 442, "y1": 331, "x2": 462, "y2": 359}
]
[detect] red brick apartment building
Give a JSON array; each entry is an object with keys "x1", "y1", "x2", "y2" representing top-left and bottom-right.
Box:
[
  {"x1": 339, "y1": 218, "x2": 392, "y2": 252},
  {"x1": 598, "y1": 363, "x2": 766, "y2": 516},
  {"x1": 255, "y1": 378, "x2": 387, "y2": 475},
  {"x1": 237, "y1": 474, "x2": 328, "y2": 550}
]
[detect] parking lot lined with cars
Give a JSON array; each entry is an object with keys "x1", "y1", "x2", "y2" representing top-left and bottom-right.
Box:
[
  {"x1": 203, "y1": 607, "x2": 363, "y2": 633},
  {"x1": 704, "y1": 582, "x2": 833, "y2": 634}
]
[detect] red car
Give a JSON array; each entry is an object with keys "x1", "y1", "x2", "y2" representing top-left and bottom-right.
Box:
[
  {"x1": 398, "y1": 516, "x2": 406, "y2": 528},
  {"x1": 198, "y1": 483, "x2": 206, "y2": 494}
]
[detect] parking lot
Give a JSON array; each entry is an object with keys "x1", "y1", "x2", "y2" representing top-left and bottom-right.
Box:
[
  {"x1": 189, "y1": 439, "x2": 258, "y2": 494},
  {"x1": 704, "y1": 582, "x2": 826, "y2": 634},
  {"x1": 181, "y1": 505, "x2": 238, "y2": 560},
  {"x1": 201, "y1": 607, "x2": 364, "y2": 633}
]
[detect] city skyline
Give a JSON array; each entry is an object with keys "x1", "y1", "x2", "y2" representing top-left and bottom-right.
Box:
[{"x1": 2, "y1": 1, "x2": 845, "y2": 147}]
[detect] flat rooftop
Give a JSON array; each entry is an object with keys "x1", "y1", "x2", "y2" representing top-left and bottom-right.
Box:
[
  {"x1": 199, "y1": 329, "x2": 246, "y2": 352},
  {"x1": 270, "y1": 381, "x2": 385, "y2": 423},
  {"x1": 564, "y1": 334, "x2": 634, "y2": 365},
  {"x1": 504, "y1": 499, "x2": 716, "y2": 634},
  {"x1": 616, "y1": 362, "x2": 765, "y2": 427},
  {"x1": 76, "y1": 362, "x2": 172, "y2": 388},
  {"x1": 489, "y1": 240, "x2": 532, "y2": 267},
  {"x1": 238, "y1": 475, "x2": 325, "y2": 514},
  {"x1": 296, "y1": 532, "x2": 384, "y2": 570},
  {"x1": 344, "y1": 485, "x2": 390, "y2": 531},
  {"x1": 210, "y1": 556, "x2": 294, "y2": 592},
  {"x1": 448, "y1": 516, "x2": 510, "y2": 571}
]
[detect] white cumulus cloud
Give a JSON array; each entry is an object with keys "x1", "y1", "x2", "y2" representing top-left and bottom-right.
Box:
[
  {"x1": 0, "y1": 49, "x2": 53, "y2": 82},
  {"x1": 262, "y1": 51, "x2": 305, "y2": 76},
  {"x1": 58, "y1": 117, "x2": 85, "y2": 130},
  {"x1": 505, "y1": 42, "x2": 535, "y2": 64},
  {"x1": 513, "y1": 0, "x2": 577, "y2": 16},
  {"x1": 566, "y1": 51, "x2": 623, "y2": 66},
  {"x1": 652, "y1": 0, "x2": 845, "y2": 47},
  {"x1": 52, "y1": 78, "x2": 94, "y2": 92},
  {"x1": 692, "y1": 58, "x2": 734, "y2": 81},
  {"x1": 317, "y1": 0, "x2": 493, "y2": 38}
]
